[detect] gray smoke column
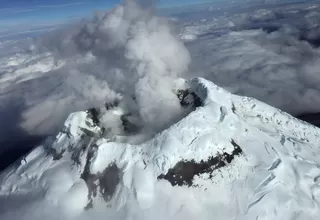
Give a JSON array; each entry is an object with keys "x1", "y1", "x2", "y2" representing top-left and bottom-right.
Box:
[{"x1": 35, "y1": 0, "x2": 191, "y2": 132}]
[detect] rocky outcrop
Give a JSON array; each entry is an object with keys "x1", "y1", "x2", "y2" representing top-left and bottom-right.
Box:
[{"x1": 158, "y1": 139, "x2": 243, "y2": 187}]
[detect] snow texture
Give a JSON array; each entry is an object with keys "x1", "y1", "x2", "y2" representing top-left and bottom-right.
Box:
[
  {"x1": 0, "y1": 0, "x2": 190, "y2": 155},
  {"x1": 1, "y1": 77, "x2": 320, "y2": 220},
  {"x1": 2, "y1": 1, "x2": 320, "y2": 219}
]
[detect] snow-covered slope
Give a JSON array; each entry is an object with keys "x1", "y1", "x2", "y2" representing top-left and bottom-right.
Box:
[{"x1": 1, "y1": 77, "x2": 320, "y2": 220}]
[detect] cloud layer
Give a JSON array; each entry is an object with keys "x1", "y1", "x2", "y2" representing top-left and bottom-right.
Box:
[
  {"x1": 180, "y1": 1, "x2": 320, "y2": 115},
  {"x1": 2, "y1": 0, "x2": 320, "y2": 154},
  {"x1": 0, "y1": 0, "x2": 191, "y2": 150}
]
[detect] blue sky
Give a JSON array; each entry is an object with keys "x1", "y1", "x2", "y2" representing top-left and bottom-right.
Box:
[
  {"x1": 0, "y1": 0, "x2": 216, "y2": 39},
  {"x1": 0, "y1": 0, "x2": 215, "y2": 25},
  {"x1": 0, "y1": 1, "x2": 118, "y2": 26}
]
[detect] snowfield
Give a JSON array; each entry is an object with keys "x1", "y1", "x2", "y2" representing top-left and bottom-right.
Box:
[
  {"x1": 2, "y1": 1, "x2": 320, "y2": 219},
  {"x1": 1, "y1": 77, "x2": 320, "y2": 220}
]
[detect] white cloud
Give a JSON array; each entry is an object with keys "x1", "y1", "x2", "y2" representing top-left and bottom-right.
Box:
[
  {"x1": 2, "y1": 0, "x2": 320, "y2": 154},
  {"x1": 35, "y1": 0, "x2": 190, "y2": 131},
  {"x1": 186, "y1": 5, "x2": 320, "y2": 116},
  {"x1": 0, "y1": 0, "x2": 191, "y2": 147}
]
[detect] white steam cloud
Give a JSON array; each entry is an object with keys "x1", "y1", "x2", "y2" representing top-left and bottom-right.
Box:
[
  {"x1": 51, "y1": 0, "x2": 191, "y2": 130},
  {"x1": 0, "y1": 0, "x2": 191, "y2": 147},
  {"x1": 3, "y1": 0, "x2": 320, "y2": 153}
]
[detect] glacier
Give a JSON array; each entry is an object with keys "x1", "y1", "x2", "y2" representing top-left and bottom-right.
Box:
[{"x1": 1, "y1": 77, "x2": 320, "y2": 220}]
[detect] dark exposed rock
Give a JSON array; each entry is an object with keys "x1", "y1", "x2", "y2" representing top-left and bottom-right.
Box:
[
  {"x1": 232, "y1": 103, "x2": 236, "y2": 114},
  {"x1": 230, "y1": 139, "x2": 243, "y2": 156},
  {"x1": 49, "y1": 148, "x2": 66, "y2": 161},
  {"x1": 99, "y1": 164, "x2": 121, "y2": 203},
  {"x1": 81, "y1": 144, "x2": 121, "y2": 210},
  {"x1": 79, "y1": 127, "x2": 99, "y2": 138},
  {"x1": 219, "y1": 106, "x2": 227, "y2": 122},
  {"x1": 105, "y1": 99, "x2": 119, "y2": 111},
  {"x1": 81, "y1": 144, "x2": 99, "y2": 210},
  {"x1": 158, "y1": 139, "x2": 243, "y2": 187},
  {"x1": 70, "y1": 135, "x2": 91, "y2": 167},
  {"x1": 177, "y1": 89, "x2": 202, "y2": 108},
  {"x1": 87, "y1": 108, "x2": 100, "y2": 126}
]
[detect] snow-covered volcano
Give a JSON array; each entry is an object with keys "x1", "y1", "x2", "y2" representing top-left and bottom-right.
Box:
[{"x1": 1, "y1": 77, "x2": 320, "y2": 220}]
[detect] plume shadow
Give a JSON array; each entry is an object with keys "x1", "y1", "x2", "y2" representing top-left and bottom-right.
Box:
[{"x1": 0, "y1": 98, "x2": 46, "y2": 171}]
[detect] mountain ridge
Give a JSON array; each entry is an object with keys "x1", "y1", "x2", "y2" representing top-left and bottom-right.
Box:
[{"x1": 1, "y1": 77, "x2": 320, "y2": 220}]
